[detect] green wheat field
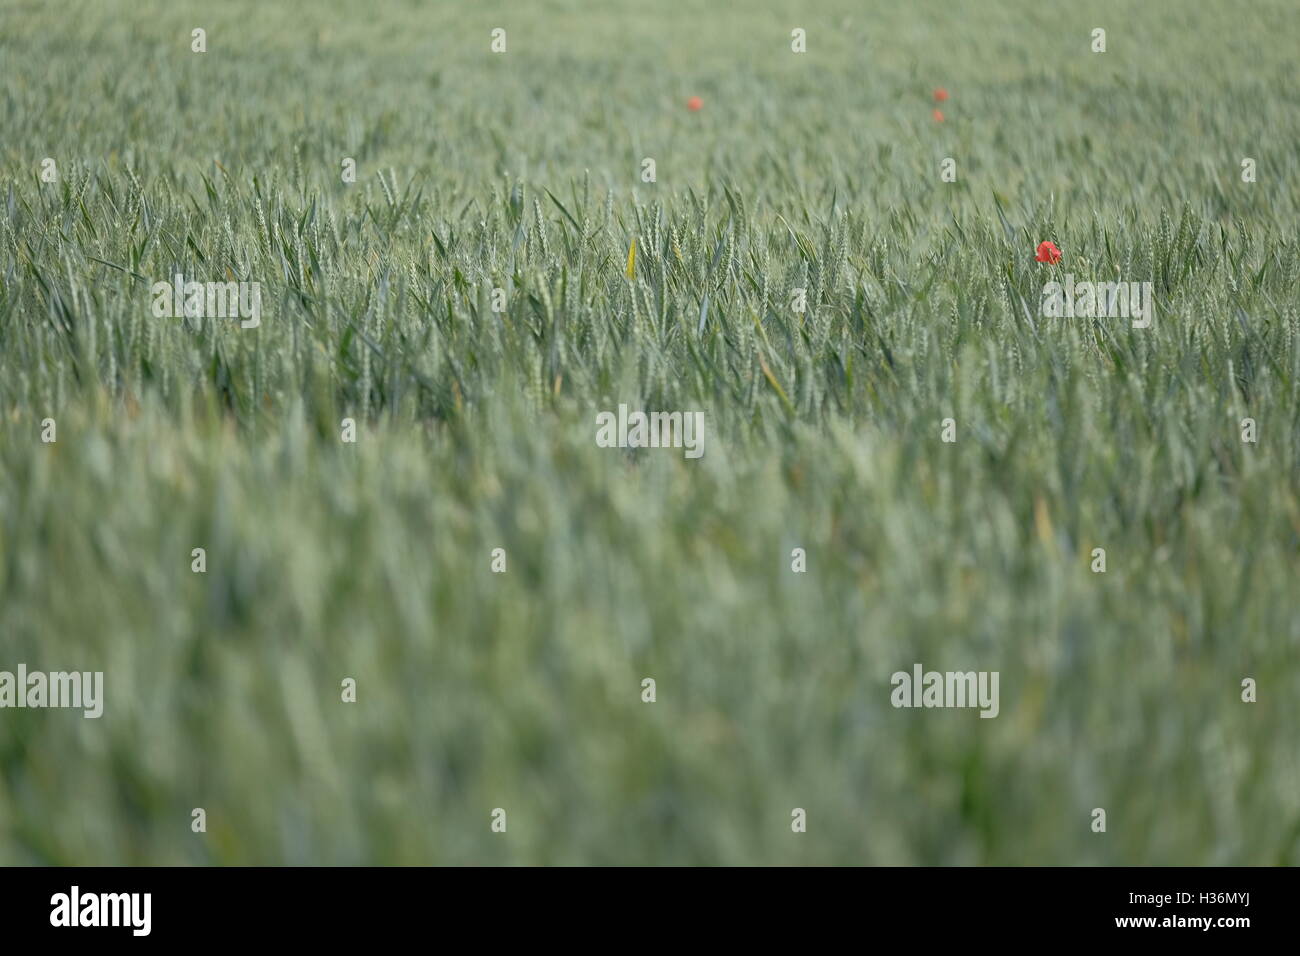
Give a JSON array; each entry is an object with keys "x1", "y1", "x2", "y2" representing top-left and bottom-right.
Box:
[{"x1": 1, "y1": 0, "x2": 1298, "y2": 865}]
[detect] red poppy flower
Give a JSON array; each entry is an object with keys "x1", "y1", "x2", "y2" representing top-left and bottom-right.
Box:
[
  {"x1": 932, "y1": 109, "x2": 944, "y2": 122},
  {"x1": 1035, "y1": 240, "x2": 1062, "y2": 264},
  {"x1": 933, "y1": 88, "x2": 949, "y2": 102},
  {"x1": 686, "y1": 96, "x2": 703, "y2": 112}
]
